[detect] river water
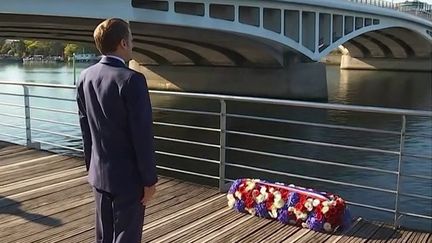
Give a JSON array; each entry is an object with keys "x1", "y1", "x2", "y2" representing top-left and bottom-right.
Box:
[{"x1": 0, "y1": 63, "x2": 430, "y2": 230}]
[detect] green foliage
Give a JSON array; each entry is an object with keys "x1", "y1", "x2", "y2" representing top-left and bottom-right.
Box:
[{"x1": 0, "y1": 39, "x2": 96, "y2": 58}]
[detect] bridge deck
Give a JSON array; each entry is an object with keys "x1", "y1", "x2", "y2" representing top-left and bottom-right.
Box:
[{"x1": 0, "y1": 141, "x2": 430, "y2": 243}]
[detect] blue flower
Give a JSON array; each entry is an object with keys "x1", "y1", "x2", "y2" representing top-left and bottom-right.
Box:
[
  {"x1": 306, "y1": 213, "x2": 324, "y2": 231},
  {"x1": 255, "y1": 203, "x2": 269, "y2": 218},
  {"x1": 287, "y1": 192, "x2": 300, "y2": 207},
  {"x1": 277, "y1": 208, "x2": 290, "y2": 224},
  {"x1": 228, "y1": 179, "x2": 243, "y2": 194},
  {"x1": 234, "y1": 200, "x2": 246, "y2": 213}
]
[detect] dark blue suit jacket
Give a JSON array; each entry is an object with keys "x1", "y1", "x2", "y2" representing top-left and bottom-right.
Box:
[{"x1": 76, "y1": 56, "x2": 158, "y2": 195}]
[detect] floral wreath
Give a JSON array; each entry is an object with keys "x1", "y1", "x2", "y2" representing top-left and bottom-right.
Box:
[{"x1": 227, "y1": 178, "x2": 351, "y2": 232}]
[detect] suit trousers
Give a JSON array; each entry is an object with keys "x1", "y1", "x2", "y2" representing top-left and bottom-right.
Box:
[{"x1": 93, "y1": 187, "x2": 145, "y2": 243}]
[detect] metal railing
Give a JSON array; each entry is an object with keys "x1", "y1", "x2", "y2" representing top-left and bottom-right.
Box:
[
  {"x1": 346, "y1": 0, "x2": 432, "y2": 20},
  {"x1": 0, "y1": 81, "x2": 431, "y2": 229}
]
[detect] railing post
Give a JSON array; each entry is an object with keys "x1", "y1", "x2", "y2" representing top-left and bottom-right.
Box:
[
  {"x1": 23, "y1": 85, "x2": 32, "y2": 147},
  {"x1": 219, "y1": 99, "x2": 227, "y2": 192},
  {"x1": 394, "y1": 115, "x2": 406, "y2": 228},
  {"x1": 23, "y1": 85, "x2": 40, "y2": 149}
]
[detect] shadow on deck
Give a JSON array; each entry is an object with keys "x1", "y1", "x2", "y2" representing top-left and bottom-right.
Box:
[{"x1": 0, "y1": 142, "x2": 430, "y2": 242}]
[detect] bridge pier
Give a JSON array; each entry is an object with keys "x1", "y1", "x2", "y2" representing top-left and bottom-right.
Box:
[
  {"x1": 340, "y1": 55, "x2": 432, "y2": 72},
  {"x1": 129, "y1": 61, "x2": 328, "y2": 100}
]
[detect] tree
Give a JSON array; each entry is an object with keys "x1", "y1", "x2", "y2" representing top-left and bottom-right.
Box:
[{"x1": 64, "y1": 43, "x2": 80, "y2": 58}]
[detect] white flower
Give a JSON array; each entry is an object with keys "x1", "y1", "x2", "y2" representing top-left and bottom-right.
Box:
[
  {"x1": 274, "y1": 198, "x2": 285, "y2": 209},
  {"x1": 288, "y1": 206, "x2": 294, "y2": 212},
  {"x1": 312, "y1": 199, "x2": 320, "y2": 207},
  {"x1": 247, "y1": 208, "x2": 256, "y2": 216},
  {"x1": 269, "y1": 187, "x2": 275, "y2": 193},
  {"x1": 304, "y1": 201, "x2": 313, "y2": 212},
  {"x1": 322, "y1": 201, "x2": 330, "y2": 207},
  {"x1": 299, "y1": 213, "x2": 308, "y2": 220},
  {"x1": 273, "y1": 191, "x2": 282, "y2": 200},
  {"x1": 235, "y1": 191, "x2": 242, "y2": 199},
  {"x1": 324, "y1": 222, "x2": 333, "y2": 232},
  {"x1": 245, "y1": 181, "x2": 256, "y2": 191},
  {"x1": 269, "y1": 209, "x2": 278, "y2": 218},
  {"x1": 255, "y1": 194, "x2": 265, "y2": 204},
  {"x1": 260, "y1": 186, "x2": 267, "y2": 194},
  {"x1": 321, "y1": 206, "x2": 329, "y2": 214},
  {"x1": 302, "y1": 222, "x2": 309, "y2": 228},
  {"x1": 227, "y1": 194, "x2": 236, "y2": 209}
]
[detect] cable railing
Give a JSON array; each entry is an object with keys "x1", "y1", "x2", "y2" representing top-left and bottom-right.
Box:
[{"x1": 0, "y1": 81, "x2": 431, "y2": 230}]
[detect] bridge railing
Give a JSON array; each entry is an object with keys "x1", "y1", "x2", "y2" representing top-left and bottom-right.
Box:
[
  {"x1": 0, "y1": 81, "x2": 431, "y2": 230},
  {"x1": 347, "y1": 0, "x2": 432, "y2": 20}
]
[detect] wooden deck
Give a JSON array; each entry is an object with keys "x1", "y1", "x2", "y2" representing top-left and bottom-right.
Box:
[{"x1": 0, "y1": 141, "x2": 430, "y2": 243}]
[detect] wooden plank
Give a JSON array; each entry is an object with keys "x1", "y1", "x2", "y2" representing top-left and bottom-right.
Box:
[
  {"x1": 142, "y1": 195, "x2": 227, "y2": 242},
  {"x1": 0, "y1": 150, "x2": 52, "y2": 166},
  {"x1": 0, "y1": 145, "x2": 28, "y2": 157},
  {"x1": 347, "y1": 221, "x2": 383, "y2": 243},
  {"x1": 0, "y1": 199, "x2": 94, "y2": 242},
  {"x1": 0, "y1": 167, "x2": 86, "y2": 196},
  {"x1": 0, "y1": 182, "x2": 91, "y2": 224},
  {"x1": 259, "y1": 224, "x2": 301, "y2": 242},
  {"x1": 240, "y1": 220, "x2": 290, "y2": 243},
  {"x1": 0, "y1": 154, "x2": 64, "y2": 172},
  {"x1": 324, "y1": 218, "x2": 366, "y2": 243},
  {"x1": 150, "y1": 207, "x2": 232, "y2": 242},
  {"x1": 0, "y1": 158, "x2": 82, "y2": 186},
  {"x1": 363, "y1": 223, "x2": 396, "y2": 243},
  {"x1": 386, "y1": 228, "x2": 415, "y2": 243},
  {"x1": 169, "y1": 211, "x2": 244, "y2": 243}
]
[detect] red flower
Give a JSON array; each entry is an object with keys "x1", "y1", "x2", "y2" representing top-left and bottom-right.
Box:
[{"x1": 245, "y1": 196, "x2": 255, "y2": 208}]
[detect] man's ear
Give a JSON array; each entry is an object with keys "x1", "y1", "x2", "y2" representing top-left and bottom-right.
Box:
[{"x1": 120, "y1": 39, "x2": 127, "y2": 49}]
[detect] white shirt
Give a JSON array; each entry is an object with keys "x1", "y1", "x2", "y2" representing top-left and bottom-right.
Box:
[{"x1": 105, "y1": 55, "x2": 125, "y2": 65}]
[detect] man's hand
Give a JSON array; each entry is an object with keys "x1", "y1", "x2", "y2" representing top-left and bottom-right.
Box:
[{"x1": 141, "y1": 184, "x2": 156, "y2": 206}]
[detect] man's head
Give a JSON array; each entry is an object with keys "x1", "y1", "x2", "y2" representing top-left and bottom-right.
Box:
[{"x1": 93, "y1": 18, "x2": 133, "y2": 61}]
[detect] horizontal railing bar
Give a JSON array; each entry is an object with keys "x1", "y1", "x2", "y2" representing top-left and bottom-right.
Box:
[
  {"x1": 156, "y1": 150, "x2": 220, "y2": 164},
  {"x1": 399, "y1": 211, "x2": 432, "y2": 220},
  {"x1": 149, "y1": 90, "x2": 432, "y2": 117},
  {"x1": 345, "y1": 201, "x2": 396, "y2": 213},
  {"x1": 402, "y1": 173, "x2": 432, "y2": 180},
  {"x1": 0, "y1": 122, "x2": 25, "y2": 130},
  {"x1": 32, "y1": 117, "x2": 80, "y2": 127},
  {"x1": 226, "y1": 146, "x2": 398, "y2": 175},
  {"x1": 0, "y1": 81, "x2": 76, "y2": 89},
  {"x1": 28, "y1": 94, "x2": 76, "y2": 102},
  {"x1": 1, "y1": 81, "x2": 431, "y2": 117},
  {"x1": 154, "y1": 136, "x2": 220, "y2": 148},
  {"x1": 34, "y1": 139, "x2": 84, "y2": 152},
  {"x1": 0, "y1": 92, "x2": 24, "y2": 97},
  {"x1": 227, "y1": 114, "x2": 400, "y2": 135},
  {"x1": 156, "y1": 165, "x2": 219, "y2": 180},
  {"x1": 31, "y1": 128, "x2": 82, "y2": 140},
  {"x1": 153, "y1": 121, "x2": 220, "y2": 132},
  {"x1": 225, "y1": 162, "x2": 397, "y2": 194},
  {"x1": 399, "y1": 192, "x2": 432, "y2": 200},
  {"x1": 403, "y1": 153, "x2": 432, "y2": 161},
  {"x1": 0, "y1": 113, "x2": 24, "y2": 119},
  {"x1": 0, "y1": 132, "x2": 26, "y2": 140},
  {"x1": 153, "y1": 107, "x2": 219, "y2": 116},
  {"x1": 227, "y1": 130, "x2": 400, "y2": 155},
  {"x1": 30, "y1": 106, "x2": 77, "y2": 115},
  {"x1": 0, "y1": 101, "x2": 24, "y2": 108}
]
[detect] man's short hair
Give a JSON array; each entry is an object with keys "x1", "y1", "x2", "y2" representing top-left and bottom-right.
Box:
[{"x1": 93, "y1": 18, "x2": 130, "y2": 54}]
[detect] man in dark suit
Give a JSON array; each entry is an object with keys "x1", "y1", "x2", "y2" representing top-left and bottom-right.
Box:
[{"x1": 76, "y1": 18, "x2": 157, "y2": 243}]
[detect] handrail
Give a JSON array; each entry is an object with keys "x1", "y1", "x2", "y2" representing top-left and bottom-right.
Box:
[
  {"x1": 0, "y1": 80, "x2": 431, "y2": 230},
  {"x1": 1, "y1": 81, "x2": 431, "y2": 117}
]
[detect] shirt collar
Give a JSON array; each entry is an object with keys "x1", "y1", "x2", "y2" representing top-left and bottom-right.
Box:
[{"x1": 104, "y1": 55, "x2": 125, "y2": 65}]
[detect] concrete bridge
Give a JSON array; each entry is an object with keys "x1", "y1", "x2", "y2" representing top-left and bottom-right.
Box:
[{"x1": 1, "y1": 0, "x2": 431, "y2": 99}]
